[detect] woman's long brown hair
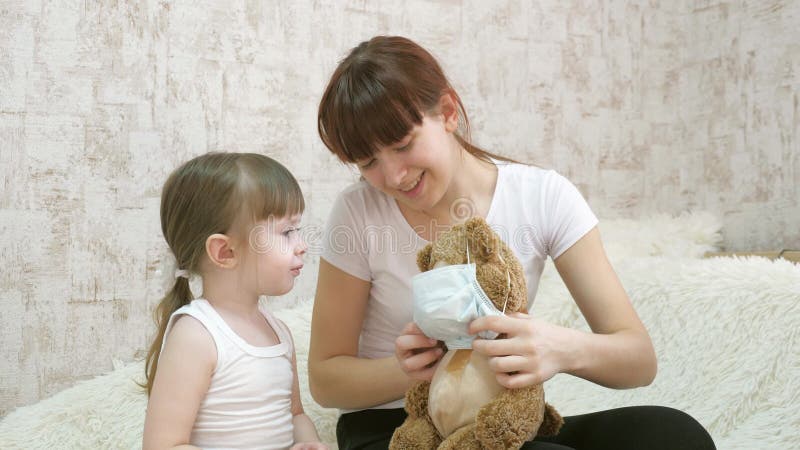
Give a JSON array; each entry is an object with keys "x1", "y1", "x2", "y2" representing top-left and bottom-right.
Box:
[{"x1": 318, "y1": 35, "x2": 516, "y2": 165}]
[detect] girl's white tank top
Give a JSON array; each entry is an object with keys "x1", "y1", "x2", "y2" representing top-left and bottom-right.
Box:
[{"x1": 160, "y1": 299, "x2": 294, "y2": 450}]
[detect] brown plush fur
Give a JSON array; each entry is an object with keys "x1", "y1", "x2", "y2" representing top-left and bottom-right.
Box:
[{"x1": 390, "y1": 217, "x2": 563, "y2": 449}]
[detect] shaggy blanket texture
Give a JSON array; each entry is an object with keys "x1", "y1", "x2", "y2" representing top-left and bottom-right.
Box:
[{"x1": 2, "y1": 212, "x2": 799, "y2": 449}]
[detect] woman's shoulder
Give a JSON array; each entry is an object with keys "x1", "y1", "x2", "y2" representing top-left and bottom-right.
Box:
[
  {"x1": 495, "y1": 160, "x2": 565, "y2": 189},
  {"x1": 329, "y1": 179, "x2": 395, "y2": 221},
  {"x1": 336, "y1": 179, "x2": 387, "y2": 203}
]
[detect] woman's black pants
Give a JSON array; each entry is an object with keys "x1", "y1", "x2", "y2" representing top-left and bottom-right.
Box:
[{"x1": 336, "y1": 405, "x2": 716, "y2": 450}]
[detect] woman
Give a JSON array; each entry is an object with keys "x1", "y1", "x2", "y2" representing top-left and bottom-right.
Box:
[{"x1": 309, "y1": 35, "x2": 715, "y2": 450}]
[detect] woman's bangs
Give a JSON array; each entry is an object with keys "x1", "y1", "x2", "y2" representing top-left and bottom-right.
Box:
[{"x1": 323, "y1": 72, "x2": 424, "y2": 163}]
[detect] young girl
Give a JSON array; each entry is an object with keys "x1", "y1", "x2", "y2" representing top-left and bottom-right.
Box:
[
  {"x1": 310, "y1": 36, "x2": 716, "y2": 449},
  {"x1": 142, "y1": 153, "x2": 327, "y2": 450}
]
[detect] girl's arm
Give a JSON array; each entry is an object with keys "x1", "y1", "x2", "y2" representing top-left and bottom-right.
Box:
[
  {"x1": 283, "y1": 325, "x2": 326, "y2": 449},
  {"x1": 470, "y1": 227, "x2": 657, "y2": 389},
  {"x1": 142, "y1": 316, "x2": 216, "y2": 450},
  {"x1": 308, "y1": 258, "x2": 413, "y2": 409}
]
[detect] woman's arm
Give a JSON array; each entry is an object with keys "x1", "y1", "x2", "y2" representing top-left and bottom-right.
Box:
[
  {"x1": 142, "y1": 316, "x2": 215, "y2": 450},
  {"x1": 552, "y1": 227, "x2": 657, "y2": 387},
  {"x1": 308, "y1": 258, "x2": 413, "y2": 409},
  {"x1": 470, "y1": 227, "x2": 657, "y2": 389}
]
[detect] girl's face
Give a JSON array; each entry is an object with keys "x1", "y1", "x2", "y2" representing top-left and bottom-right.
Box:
[
  {"x1": 356, "y1": 114, "x2": 457, "y2": 213},
  {"x1": 244, "y1": 214, "x2": 306, "y2": 297}
]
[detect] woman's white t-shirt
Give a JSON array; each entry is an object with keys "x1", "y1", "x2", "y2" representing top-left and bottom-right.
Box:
[{"x1": 320, "y1": 162, "x2": 598, "y2": 411}]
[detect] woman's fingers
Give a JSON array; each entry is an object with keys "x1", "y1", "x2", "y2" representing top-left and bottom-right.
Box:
[
  {"x1": 395, "y1": 322, "x2": 443, "y2": 380},
  {"x1": 468, "y1": 314, "x2": 526, "y2": 336},
  {"x1": 486, "y1": 354, "x2": 529, "y2": 374},
  {"x1": 398, "y1": 347, "x2": 443, "y2": 381},
  {"x1": 396, "y1": 332, "x2": 437, "y2": 354},
  {"x1": 471, "y1": 335, "x2": 532, "y2": 357},
  {"x1": 400, "y1": 321, "x2": 426, "y2": 335},
  {"x1": 494, "y1": 370, "x2": 540, "y2": 389}
]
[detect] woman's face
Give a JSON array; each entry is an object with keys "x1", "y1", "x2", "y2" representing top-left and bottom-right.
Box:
[{"x1": 355, "y1": 113, "x2": 457, "y2": 213}]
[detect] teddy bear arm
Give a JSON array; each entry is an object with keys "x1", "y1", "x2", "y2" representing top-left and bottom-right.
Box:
[
  {"x1": 474, "y1": 385, "x2": 546, "y2": 450},
  {"x1": 538, "y1": 402, "x2": 565, "y2": 437}
]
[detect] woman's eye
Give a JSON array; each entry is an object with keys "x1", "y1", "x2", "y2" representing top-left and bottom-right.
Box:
[{"x1": 396, "y1": 141, "x2": 413, "y2": 152}]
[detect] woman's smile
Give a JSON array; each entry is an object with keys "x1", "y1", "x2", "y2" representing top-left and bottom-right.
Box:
[{"x1": 399, "y1": 171, "x2": 425, "y2": 198}]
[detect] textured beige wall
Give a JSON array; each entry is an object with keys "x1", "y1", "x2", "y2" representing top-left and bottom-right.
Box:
[{"x1": 1, "y1": 1, "x2": 798, "y2": 415}]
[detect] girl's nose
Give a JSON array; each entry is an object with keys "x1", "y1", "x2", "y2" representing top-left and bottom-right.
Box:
[{"x1": 295, "y1": 238, "x2": 307, "y2": 255}]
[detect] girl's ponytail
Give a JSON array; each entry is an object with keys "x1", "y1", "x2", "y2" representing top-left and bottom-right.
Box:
[{"x1": 143, "y1": 277, "x2": 193, "y2": 395}]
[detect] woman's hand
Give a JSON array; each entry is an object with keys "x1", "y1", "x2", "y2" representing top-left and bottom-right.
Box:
[
  {"x1": 395, "y1": 322, "x2": 445, "y2": 381},
  {"x1": 290, "y1": 442, "x2": 329, "y2": 450},
  {"x1": 469, "y1": 312, "x2": 570, "y2": 389}
]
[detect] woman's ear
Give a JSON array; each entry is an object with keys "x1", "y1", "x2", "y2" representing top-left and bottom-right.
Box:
[
  {"x1": 437, "y1": 91, "x2": 459, "y2": 133},
  {"x1": 205, "y1": 233, "x2": 238, "y2": 269}
]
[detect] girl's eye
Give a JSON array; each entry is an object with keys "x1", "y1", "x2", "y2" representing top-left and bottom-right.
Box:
[
  {"x1": 396, "y1": 141, "x2": 412, "y2": 152},
  {"x1": 360, "y1": 158, "x2": 376, "y2": 170},
  {"x1": 283, "y1": 227, "x2": 301, "y2": 237}
]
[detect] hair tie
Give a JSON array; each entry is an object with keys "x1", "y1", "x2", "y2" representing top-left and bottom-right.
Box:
[{"x1": 174, "y1": 269, "x2": 190, "y2": 279}]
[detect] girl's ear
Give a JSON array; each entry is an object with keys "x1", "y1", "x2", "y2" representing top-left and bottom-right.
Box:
[
  {"x1": 205, "y1": 233, "x2": 238, "y2": 269},
  {"x1": 437, "y1": 91, "x2": 459, "y2": 133}
]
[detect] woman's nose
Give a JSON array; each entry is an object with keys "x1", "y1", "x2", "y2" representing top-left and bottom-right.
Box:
[{"x1": 383, "y1": 153, "x2": 408, "y2": 188}]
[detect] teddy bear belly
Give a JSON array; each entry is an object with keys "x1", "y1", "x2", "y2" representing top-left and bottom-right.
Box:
[{"x1": 428, "y1": 349, "x2": 505, "y2": 437}]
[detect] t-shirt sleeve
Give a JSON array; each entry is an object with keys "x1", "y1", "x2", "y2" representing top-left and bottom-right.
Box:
[
  {"x1": 320, "y1": 189, "x2": 372, "y2": 282},
  {"x1": 542, "y1": 172, "x2": 599, "y2": 259}
]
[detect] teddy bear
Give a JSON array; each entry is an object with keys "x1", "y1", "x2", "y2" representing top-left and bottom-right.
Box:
[{"x1": 389, "y1": 217, "x2": 563, "y2": 450}]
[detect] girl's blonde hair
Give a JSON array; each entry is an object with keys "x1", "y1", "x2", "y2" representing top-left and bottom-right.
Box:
[{"x1": 144, "y1": 152, "x2": 304, "y2": 395}]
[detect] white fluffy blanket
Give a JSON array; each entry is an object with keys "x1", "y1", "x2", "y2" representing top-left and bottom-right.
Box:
[{"x1": 2, "y1": 213, "x2": 799, "y2": 449}]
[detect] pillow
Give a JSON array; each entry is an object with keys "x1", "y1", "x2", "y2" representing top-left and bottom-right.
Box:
[{"x1": 598, "y1": 211, "x2": 723, "y2": 261}]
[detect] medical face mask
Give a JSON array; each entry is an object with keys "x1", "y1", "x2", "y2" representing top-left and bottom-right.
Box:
[{"x1": 412, "y1": 244, "x2": 510, "y2": 350}]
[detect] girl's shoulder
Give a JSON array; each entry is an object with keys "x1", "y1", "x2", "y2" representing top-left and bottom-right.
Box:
[
  {"x1": 161, "y1": 310, "x2": 217, "y2": 369},
  {"x1": 163, "y1": 300, "x2": 219, "y2": 352},
  {"x1": 168, "y1": 312, "x2": 216, "y2": 348}
]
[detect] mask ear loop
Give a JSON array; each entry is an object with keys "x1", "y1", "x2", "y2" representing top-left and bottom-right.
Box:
[
  {"x1": 469, "y1": 234, "x2": 511, "y2": 313},
  {"x1": 497, "y1": 250, "x2": 511, "y2": 314}
]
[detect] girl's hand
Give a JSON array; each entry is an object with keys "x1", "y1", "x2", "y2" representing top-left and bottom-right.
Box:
[
  {"x1": 290, "y1": 442, "x2": 329, "y2": 450},
  {"x1": 395, "y1": 322, "x2": 445, "y2": 381},
  {"x1": 469, "y1": 312, "x2": 567, "y2": 389}
]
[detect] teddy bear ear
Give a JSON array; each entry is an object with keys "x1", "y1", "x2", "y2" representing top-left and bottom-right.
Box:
[
  {"x1": 416, "y1": 244, "x2": 433, "y2": 272},
  {"x1": 465, "y1": 217, "x2": 499, "y2": 262}
]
